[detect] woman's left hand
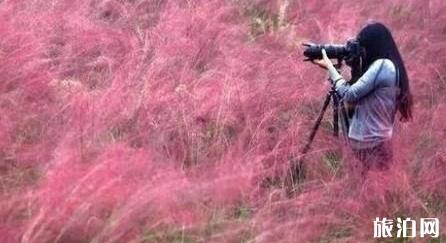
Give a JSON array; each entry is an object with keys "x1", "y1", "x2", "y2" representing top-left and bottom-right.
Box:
[{"x1": 312, "y1": 49, "x2": 334, "y2": 70}]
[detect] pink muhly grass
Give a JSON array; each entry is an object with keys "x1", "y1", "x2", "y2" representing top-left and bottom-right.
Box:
[{"x1": 0, "y1": 0, "x2": 445, "y2": 242}]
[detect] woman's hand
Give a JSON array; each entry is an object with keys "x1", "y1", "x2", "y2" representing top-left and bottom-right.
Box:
[{"x1": 312, "y1": 49, "x2": 334, "y2": 70}]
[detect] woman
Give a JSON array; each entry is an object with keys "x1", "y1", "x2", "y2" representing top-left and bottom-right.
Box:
[{"x1": 314, "y1": 22, "x2": 413, "y2": 174}]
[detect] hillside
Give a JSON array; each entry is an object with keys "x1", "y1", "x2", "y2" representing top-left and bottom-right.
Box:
[{"x1": 0, "y1": 0, "x2": 445, "y2": 242}]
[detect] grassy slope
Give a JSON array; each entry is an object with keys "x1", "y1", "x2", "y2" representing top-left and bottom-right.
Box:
[{"x1": 0, "y1": 0, "x2": 445, "y2": 242}]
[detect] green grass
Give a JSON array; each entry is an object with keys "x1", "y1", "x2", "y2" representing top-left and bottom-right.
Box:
[
  {"x1": 317, "y1": 225, "x2": 353, "y2": 243},
  {"x1": 140, "y1": 228, "x2": 197, "y2": 243},
  {"x1": 430, "y1": 235, "x2": 446, "y2": 243},
  {"x1": 424, "y1": 192, "x2": 446, "y2": 214},
  {"x1": 322, "y1": 149, "x2": 343, "y2": 176},
  {"x1": 232, "y1": 204, "x2": 252, "y2": 221},
  {"x1": 246, "y1": 5, "x2": 289, "y2": 39}
]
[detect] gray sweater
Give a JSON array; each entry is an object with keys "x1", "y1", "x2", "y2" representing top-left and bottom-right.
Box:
[{"x1": 330, "y1": 59, "x2": 400, "y2": 149}]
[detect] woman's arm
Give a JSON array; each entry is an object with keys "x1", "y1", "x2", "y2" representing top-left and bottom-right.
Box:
[
  {"x1": 317, "y1": 49, "x2": 385, "y2": 103},
  {"x1": 332, "y1": 60, "x2": 385, "y2": 102}
]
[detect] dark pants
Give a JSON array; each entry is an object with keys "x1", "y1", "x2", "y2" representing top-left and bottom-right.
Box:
[{"x1": 352, "y1": 141, "x2": 393, "y2": 174}]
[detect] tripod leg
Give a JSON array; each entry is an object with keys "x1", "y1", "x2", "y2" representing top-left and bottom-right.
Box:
[
  {"x1": 332, "y1": 91, "x2": 339, "y2": 137},
  {"x1": 340, "y1": 103, "x2": 350, "y2": 139},
  {"x1": 301, "y1": 92, "x2": 331, "y2": 154},
  {"x1": 286, "y1": 92, "x2": 332, "y2": 194}
]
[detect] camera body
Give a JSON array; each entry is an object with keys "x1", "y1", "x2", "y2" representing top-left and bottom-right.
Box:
[{"x1": 303, "y1": 39, "x2": 362, "y2": 64}]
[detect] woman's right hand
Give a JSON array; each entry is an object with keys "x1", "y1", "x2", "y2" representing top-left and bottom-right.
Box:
[{"x1": 311, "y1": 49, "x2": 333, "y2": 70}]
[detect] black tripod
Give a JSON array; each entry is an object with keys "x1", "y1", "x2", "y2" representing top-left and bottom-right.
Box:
[{"x1": 287, "y1": 66, "x2": 350, "y2": 192}]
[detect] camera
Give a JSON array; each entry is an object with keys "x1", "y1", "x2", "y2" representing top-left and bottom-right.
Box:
[{"x1": 303, "y1": 39, "x2": 362, "y2": 63}]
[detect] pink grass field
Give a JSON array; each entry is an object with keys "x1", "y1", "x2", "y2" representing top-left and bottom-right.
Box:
[{"x1": 0, "y1": 0, "x2": 445, "y2": 242}]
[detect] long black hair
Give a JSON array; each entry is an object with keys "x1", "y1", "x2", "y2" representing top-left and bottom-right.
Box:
[{"x1": 356, "y1": 22, "x2": 413, "y2": 121}]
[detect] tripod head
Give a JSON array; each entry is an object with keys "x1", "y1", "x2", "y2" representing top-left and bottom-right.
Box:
[{"x1": 332, "y1": 58, "x2": 343, "y2": 70}]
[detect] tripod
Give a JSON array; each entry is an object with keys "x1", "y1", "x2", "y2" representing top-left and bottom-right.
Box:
[{"x1": 287, "y1": 66, "x2": 350, "y2": 193}]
